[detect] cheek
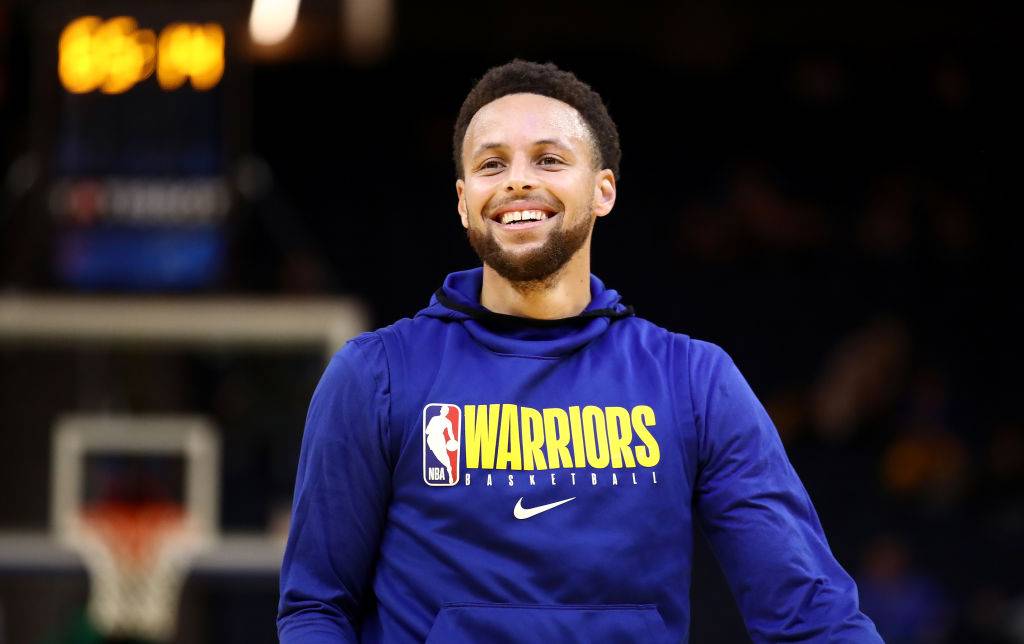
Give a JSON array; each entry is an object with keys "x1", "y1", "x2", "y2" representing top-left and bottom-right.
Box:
[
  {"x1": 551, "y1": 178, "x2": 593, "y2": 214},
  {"x1": 466, "y1": 196, "x2": 486, "y2": 221},
  {"x1": 463, "y1": 181, "x2": 496, "y2": 217}
]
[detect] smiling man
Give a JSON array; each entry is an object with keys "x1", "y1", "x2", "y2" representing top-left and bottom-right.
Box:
[
  {"x1": 278, "y1": 60, "x2": 882, "y2": 643},
  {"x1": 457, "y1": 90, "x2": 614, "y2": 312}
]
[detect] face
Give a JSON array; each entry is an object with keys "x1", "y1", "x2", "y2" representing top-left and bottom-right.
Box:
[{"x1": 456, "y1": 93, "x2": 616, "y2": 283}]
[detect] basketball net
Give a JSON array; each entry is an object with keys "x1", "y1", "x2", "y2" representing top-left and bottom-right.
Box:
[{"x1": 69, "y1": 502, "x2": 208, "y2": 642}]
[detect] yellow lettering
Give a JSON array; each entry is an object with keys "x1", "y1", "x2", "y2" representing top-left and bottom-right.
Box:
[
  {"x1": 582, "y1": 405, "x2": 610, "y2": 468},
  {"x1": 520, "y1": 406, "x2": 546, "y2": 471},
  {"x1": 631, "y1": 405, "x2": 660, "y2": 467},
  {"x1": 464, "y1": 404, "x2": 499, "y2": 469},
  {"x1": 495, "y1": 404, "x2": 522, "y2": 470},
  {"x1": 568, "y1": 406, "x2": 587, "y2": 467},
  {"x1": 542, "y1": 407, "x2": 573, "y2": 469},
  {"x1": 605, "y1": 406, "x2": 637, "y2": 468}
]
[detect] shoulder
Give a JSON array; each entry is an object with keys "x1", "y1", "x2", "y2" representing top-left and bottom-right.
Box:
[
  {"x1": 686, "y1": 337, "x2": 733, "y2": 377},
  {"x1": 369, "y1": 313, "x2": 448, "y2": 350},
  {"x1": 613, "y1": 317, "x2": 742, "y2": 411},
  {"x1": 322, "y1": 331, "x2": 390, "y2": 397},
  {"x1": 614, "y1": 316, "x2": 732, "y2": 368},
  {"x1": 336, "y1": 312, "x2": 442, "y2": 363},
  {"x1": 330, "y1": 330, "x2": 386, "y2": 367},
  {"x1": 334, "y1": 314, "x2": 451, "y2": 389},
  {"x1": 610, "y1": 314, "x2": 681, "y2": 350}
]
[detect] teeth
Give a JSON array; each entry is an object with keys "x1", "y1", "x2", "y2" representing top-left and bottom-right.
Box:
[{"x1": 499, "y1": 210, "x2": 549, "y2": 225}]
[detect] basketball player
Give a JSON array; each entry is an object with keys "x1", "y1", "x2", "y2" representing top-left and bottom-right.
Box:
[
  {"x1": 424, "y1": 405, "x2": 456, "y2": 483},
  {"x1": 278, "y1": 59, "x2": 882, "y2": 643}
]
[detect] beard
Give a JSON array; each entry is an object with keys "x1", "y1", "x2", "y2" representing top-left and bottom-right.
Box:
[{"x1": 467, "y1": 206, "x2": 594, "y2": 285}]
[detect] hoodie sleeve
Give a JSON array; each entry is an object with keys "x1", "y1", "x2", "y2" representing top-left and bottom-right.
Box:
[
  {"x1": 688, "y1": 339, "x2": 881, "y2": 643},
  {"x1": 278, "y1": 333, "x2": 392, "y2": 644}
]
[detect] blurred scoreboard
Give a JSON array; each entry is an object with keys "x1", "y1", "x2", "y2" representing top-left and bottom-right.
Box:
[{"x1": 35, "y1": 3, "x2": 242, "y2": 290}]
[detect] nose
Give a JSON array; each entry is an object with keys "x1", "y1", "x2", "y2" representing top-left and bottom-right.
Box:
[
  {"x1": 503, "y1": 154, "x2": 535, "y2": 192},
  {"x1": 505, "y1": 180, "x2": 533, "y2": 192}
]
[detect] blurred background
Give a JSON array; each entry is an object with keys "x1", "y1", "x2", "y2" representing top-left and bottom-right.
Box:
[{"x1": 0, "y1": 0, "x2": 1017, "y2": 642}]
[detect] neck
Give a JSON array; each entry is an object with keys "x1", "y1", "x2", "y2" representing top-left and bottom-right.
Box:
[{"x1": 480, "y1": 245, "x2": 593, "y2": 319}]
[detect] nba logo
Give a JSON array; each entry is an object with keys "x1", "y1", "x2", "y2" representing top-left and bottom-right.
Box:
[{"x1": 422, "y1": 403, "x2": 461, "y2": 487}]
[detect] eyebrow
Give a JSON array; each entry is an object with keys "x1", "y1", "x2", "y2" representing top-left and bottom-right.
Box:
[{"x1": 471, "y1": 138, "x2": 571, "y2": 158}]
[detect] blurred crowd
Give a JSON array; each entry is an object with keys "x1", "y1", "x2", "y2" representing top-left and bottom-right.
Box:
[{"x1": 659, "y1": 89, "x2": 1017, "y2": 640}]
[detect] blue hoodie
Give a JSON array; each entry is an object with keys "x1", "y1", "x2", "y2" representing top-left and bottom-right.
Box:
[{"x1": 278, "y1": 268, "x2": 881, "y2": 643}]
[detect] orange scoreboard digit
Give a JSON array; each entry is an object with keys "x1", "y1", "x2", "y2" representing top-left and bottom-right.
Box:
[{"x1": 58, "y1": 16, "x2": 225, "y2": 94}]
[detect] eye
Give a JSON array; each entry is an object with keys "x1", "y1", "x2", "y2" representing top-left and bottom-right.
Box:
[
  {"x1": 538, "y1": 155, "x2": 564, "y2": 166},
  {"x1": 479, "y1": 159, "x2": 505, "y2": 171}
]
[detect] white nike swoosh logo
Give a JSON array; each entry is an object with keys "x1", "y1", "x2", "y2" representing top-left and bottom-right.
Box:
[{"x1": 513, "y1": 496, "x2": 576, "y2": 520}]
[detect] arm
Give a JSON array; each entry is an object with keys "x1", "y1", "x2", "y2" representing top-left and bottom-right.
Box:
[
  {"x1": 689, "y1": 339, "x2": 882, "y2": 643},
  {"x1": 278, "y1": 334, "x2": 392, "y2": 644}
]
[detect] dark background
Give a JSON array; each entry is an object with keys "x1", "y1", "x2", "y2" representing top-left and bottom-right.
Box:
[{"x1": 0, "y1": 1, "x2": 1019, "y2": 642}]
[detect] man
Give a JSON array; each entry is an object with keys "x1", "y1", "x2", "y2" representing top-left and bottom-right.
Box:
[{"x1": 278, "y1": 59, "x2": 882, "y2": 643}]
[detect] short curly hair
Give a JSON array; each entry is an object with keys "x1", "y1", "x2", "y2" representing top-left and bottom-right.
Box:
[{"x1": 453, "y1": 59, "x2": 621, "y2": 180}]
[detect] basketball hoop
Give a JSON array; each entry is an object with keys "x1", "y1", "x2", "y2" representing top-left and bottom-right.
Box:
[
  {"x1": 71, "y1": 501, "x2": 208, "y2": 642},
  {"x1": 51, "y1": 416, "x2": 221, "y2": 643}
]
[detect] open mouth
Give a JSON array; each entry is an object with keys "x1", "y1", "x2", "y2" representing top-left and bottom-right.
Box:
[
  {"x1": 496, "y1": 209, "x2": 556, "y2": 227},
  {"x1": 488, "y1": 201, "x2": 561, "y2": 230}
]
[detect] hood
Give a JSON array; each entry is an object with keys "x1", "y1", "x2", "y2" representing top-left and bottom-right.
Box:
[{"x1": 415, "y1": 268, "x2": 634, "y2": 358}]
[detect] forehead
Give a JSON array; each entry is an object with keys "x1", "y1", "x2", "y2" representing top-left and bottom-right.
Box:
[{"x1": 464, "y1": 93, "x2": 592, "y2": 155}]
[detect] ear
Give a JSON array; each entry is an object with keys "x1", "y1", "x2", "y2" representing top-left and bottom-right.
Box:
[
  {"x1": 456, "y1": 178, "x2": 469, "y2": 229},
  {"x1": 592, "y1": 169, "x2": 616, "y2": 218}
]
